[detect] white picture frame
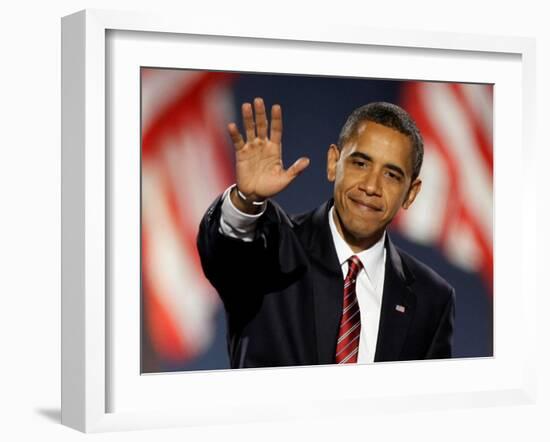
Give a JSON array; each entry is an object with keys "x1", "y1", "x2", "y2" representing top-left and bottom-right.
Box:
[{"x1": 61, "y1": 8, "x2": 537, "y2": 433}]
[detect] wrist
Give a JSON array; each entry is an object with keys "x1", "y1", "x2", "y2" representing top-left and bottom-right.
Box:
[
  {"x1": 236, "y1": 188, "x2": 266, "y2": 206},
  {"x1": 230, "y1": 187, "x2": 265, "y2": 215}
]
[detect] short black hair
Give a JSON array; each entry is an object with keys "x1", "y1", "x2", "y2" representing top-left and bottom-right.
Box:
[{"x1": 337, "y1": 102, "x2": 424, "y2": 181}]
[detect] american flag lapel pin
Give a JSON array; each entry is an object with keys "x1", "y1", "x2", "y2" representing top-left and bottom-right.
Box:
[{"x1": 395, "y1": 304, "x2": 406, "y2": 313}]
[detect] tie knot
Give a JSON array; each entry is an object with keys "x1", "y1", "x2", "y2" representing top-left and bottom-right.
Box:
[{"x1": 346, "y1": 255, "x2": 363, "y2": 280}]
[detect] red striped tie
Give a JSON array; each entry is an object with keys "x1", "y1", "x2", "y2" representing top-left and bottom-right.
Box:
[{"x1": 335, "y1": 255, "x2": 363, "y2": 364}]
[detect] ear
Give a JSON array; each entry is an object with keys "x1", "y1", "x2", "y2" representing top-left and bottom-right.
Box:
[
  {"x1": 402, "y1": 178, "x2": 422, "y2": 209},
  {"x1": 327, "y1": 144, "x2": 340, "y2": 182}
]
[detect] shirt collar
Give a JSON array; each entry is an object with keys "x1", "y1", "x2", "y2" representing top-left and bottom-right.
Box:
[{"x1": 328, "y1": 206, "x2": 386, "y2": 289}]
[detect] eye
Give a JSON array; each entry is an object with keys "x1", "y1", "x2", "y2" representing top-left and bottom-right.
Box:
[
  {"x1": 385, "y1": 170, "x2": 402, "y2": 182},
  {"x1": 352, "y1": 160, "x2": 367, "y2": 168}
]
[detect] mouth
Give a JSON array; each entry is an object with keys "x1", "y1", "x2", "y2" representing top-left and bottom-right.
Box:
[{"x1": 348, "y1": 196, "x2": 383, "y2": 213}]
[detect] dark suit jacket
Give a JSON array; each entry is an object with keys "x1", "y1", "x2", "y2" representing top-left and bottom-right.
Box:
[{"x1": 197, "y1": 195, "x2": 455, "y2": 368}]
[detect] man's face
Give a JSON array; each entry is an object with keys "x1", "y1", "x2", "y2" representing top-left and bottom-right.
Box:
[{"x1": 327, "y1": 120, "x2": 421, "y2": 251}]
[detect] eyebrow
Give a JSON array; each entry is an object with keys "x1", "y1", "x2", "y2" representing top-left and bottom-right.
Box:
[{"x1": 348, "y1": 152, "x2": 406, "y2": 177}]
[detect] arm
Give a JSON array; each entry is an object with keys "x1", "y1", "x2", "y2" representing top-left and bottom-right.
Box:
[
  {"x1": 197, "y1": 98, "x2": 309, "y2": 306},
  {"x1": 425, "y1": 287, "x2": 456, "y2": 359}
]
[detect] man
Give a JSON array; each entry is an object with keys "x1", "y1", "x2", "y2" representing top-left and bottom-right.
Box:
[{"x1": 197, "y1": 97, "x2": 455, "y2": 368}]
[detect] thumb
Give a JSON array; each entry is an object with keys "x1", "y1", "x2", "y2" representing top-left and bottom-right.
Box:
[{"x1": 285, "y1": 157, "x2": 310, "y2": 180}]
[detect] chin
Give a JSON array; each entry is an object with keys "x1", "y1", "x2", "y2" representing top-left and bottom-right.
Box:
[
  {"x1": 337, "y1": 209, "x2": 384, "y2": 242},
  {"x1": 352, "y1": 222, "x2": 385, "y2": 241},
  {"x1": 346, "y1": 224, "x2": 378, "y2": 242}
]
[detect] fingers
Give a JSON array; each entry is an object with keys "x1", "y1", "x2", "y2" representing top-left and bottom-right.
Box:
[
  {"x1": 254, "y1": 97, "x2": 268, "y2": 140},
  {"x1": 227, "y1": 122, "x2": 245, "y2": 151},
  {"x1": 238, "y1": 98, "x2": 282, "y2": 145},
  {"x1": 270, "y1": 104, "x2": 282, "y2": 145},
  {"x1": 241, "y1": 102, "x2": 256, "y2": 142},
  {"x1": 285, "y1": 157, "x2": 310, "y2": 180}
]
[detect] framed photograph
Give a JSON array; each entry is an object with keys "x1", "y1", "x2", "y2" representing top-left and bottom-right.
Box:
[{"x1": 61, "y1": 9, "x2": 536, "y2": 433}]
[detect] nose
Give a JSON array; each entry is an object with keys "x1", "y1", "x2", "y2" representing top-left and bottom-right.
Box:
[{"x1": 360, "y1": 169, "x2": 382, "y2": 196}]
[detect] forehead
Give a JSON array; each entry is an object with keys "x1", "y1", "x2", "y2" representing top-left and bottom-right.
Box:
[{"x1": 343, "y1": 121, "x2": 414, "y2": 172}]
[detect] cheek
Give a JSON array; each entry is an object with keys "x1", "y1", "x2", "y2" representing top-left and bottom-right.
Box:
[
  {"x1": 333, "y1": 175, "x2": 350, "y2": 199},
  {"x1": 388, "y1": 190, "x2": 408, "y2": 213},
  {"x1": 335, "y1": 167, "x2": 360, "y2": 191}
]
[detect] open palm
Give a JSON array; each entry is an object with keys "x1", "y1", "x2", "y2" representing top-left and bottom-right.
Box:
[{"x1": 227, "y1": 97, "x2": 310, "y2": 202}]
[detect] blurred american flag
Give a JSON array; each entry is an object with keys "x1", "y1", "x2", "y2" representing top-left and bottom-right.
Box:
[
  {"x1": 397, "y1": 82, "x2": 493, "y2": 289},
  {"x1": 141, "y1": 70, "x2": 493, "y2": 369},
  {"x1": 141, "y1": 69, "x2": 236, "y2": 368}
]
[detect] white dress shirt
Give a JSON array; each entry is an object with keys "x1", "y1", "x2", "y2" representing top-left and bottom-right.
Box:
[
  {"x1": 327, "y1": 206, "x2": 386, "y2": 364},
  {"x1": 218, "y1": 184, "x2": 386, "y2": 364}
]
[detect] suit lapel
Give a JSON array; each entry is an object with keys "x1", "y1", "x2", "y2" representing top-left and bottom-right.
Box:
[
  {"x1": 299, "y1": 200, "x2": 344, "y2": 365},
  {"x1": 374, "y1": 236, "x2": 416, "y2": 362}
]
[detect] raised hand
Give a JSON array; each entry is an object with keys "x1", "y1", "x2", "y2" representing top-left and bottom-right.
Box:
[{"x1": 227, "y1": 97, "x2": 310, "y2": 213}]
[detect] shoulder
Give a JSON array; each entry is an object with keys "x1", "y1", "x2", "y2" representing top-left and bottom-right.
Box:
[
  {"x1": 263, "y1": 199, "x2": 327, "y2": 231},
  {"x1": 393, "y1": 244, "x2": 455, "y2": 298}
]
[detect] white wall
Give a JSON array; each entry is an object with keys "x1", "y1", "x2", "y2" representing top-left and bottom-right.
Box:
[{"x1": 0, "y1": 1, "x2": 548, "y2": 440}]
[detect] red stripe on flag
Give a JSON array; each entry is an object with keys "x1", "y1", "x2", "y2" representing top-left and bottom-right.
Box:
[
  {"x1": 142, "y1": 71, "x2": 236, "y2": 159},
  {"x1": 448, "y1": 83, "x2": 493, "y2": 175}
]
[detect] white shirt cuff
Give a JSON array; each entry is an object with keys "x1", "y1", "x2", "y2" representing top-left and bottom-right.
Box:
[{"x1": 219, "y1": 184, "x2": 267, "y2": 242}]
